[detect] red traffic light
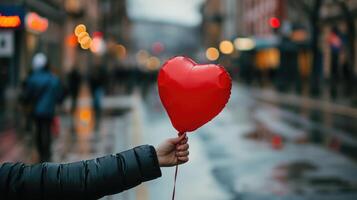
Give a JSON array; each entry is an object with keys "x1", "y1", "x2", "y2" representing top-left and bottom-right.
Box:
[{"x1": 269, "y1": 17, "x2": 280, "y2": 29}]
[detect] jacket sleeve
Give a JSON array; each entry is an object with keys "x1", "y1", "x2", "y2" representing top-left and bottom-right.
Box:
[{"x1": 0, "y1": 145, "x2": 161, "y2": 200}]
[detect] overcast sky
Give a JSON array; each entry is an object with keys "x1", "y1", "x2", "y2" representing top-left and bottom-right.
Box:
[{"x1": 127, "y1": 0, "x2": 205, "y2": 27}]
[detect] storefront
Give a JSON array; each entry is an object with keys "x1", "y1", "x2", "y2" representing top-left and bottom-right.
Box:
[
  {"x1": 0, "y1": 5, "x2": 25, "y2": 103},
  {"x1": 19, "y1": 5, "x2": 65, "y2": 81},
  {"x1": 0, "y1": 1, "x2": 65, "y2": 104}
]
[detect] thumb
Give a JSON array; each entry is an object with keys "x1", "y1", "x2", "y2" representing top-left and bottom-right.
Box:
[{"x1": 168, "y1": 133, "x2": 186, "y2": 145}]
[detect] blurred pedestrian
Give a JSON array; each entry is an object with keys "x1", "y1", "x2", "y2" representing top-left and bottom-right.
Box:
[
  {"x1": 0, "y1": 134, "x2": 189, "y2": 199},
  {"x1": 277, "y1": 36, "x2": 300, "y2": 92},
  {"x1": 19, "y1": 69, "x2": 34, "y2": 134},
  {"x1": 89, "y1": 64, "x2": 106, "y2": 129},
  {"x1": 67, "y1": 66, "x2": 81, "y2": 114},
  {"x1": 22, "y1": 53, "x2": 63, "y2": 162},
  {"x1": 328, "y1": 26, "x2": 342, "y2": 99}
]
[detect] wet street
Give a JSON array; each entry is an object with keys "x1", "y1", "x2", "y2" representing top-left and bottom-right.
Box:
[
  {"x1": 1, "y1": 83, "x2": 357, "y2": 200},
  {"x1": 138, "y1": 83, "x2": 357, "y2": 200},
  {"x1": 3, "y1": 1, "x2": 357, "y2": 199}
]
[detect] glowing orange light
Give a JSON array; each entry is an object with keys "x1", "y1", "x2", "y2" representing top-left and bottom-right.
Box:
[
  {"x1": 291, "y1": 30, "x2": 308, "y2": 42},
  {"x1": 77, "y1": 31, "x2": 89, "y2": 43},
  {"x1": 0, "y1": 14, "x2": 21, "y2": 28},
  {"x1": 206, "y1": 47, "x2": 220, "y2": 61},
  {"x1": 79, "y1": 109, "x2": 92, "y2": 122},
  {"x1": 219, "y1": 40, "x2": 234, "y2": 54},
  {"x1": 74, "y1": 24, "x2": 86, "y2": 36},
  {"x1": 80, "y1": 38, "x2": 92, "y2": 49},
  {"x1": 136, "y1": 50, "x2": 149, "y2": 65},
  {"x1": 75, "y1": 106, "x2": 95, "y2": 135},
  {"x1": 115, "y1": 44, "x2": 126, "y2": 59},
  {"x1": 26, "y1": 12, "x2": 48, "y2": 33},
  {"x1": 66, "y1": 34, "x2": 78, "y2": 48},
  {"x1": 146, "y1": 56, "x2": 161, "y2": 70}
]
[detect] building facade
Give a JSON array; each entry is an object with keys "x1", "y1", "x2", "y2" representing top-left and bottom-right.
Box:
[{"x1": 0, "y1": 0, "x2": 66, "y2": 104}]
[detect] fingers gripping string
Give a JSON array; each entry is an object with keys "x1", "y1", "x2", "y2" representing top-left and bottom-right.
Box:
[{"x1": 172, "y1": 132, "x2": 185, "y2": 200}]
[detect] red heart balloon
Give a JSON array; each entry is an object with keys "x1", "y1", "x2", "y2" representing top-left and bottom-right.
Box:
[{"x1": 158, "y1": 56, "x2": 232, "y2": 133}]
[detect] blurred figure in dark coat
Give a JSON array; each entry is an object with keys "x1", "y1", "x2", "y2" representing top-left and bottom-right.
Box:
[
  {"x1": 67, "y1": 66, "x2": 81, "y2": 114},
  {"x1": 23, "y1": 53, "x2": 63, "y2": 162},
  {"x1": 89, "y1": 64, "x2": 106, "y2": 129}
]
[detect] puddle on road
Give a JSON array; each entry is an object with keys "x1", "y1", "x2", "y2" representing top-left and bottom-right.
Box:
[
  {"x1": 249, "y1": 102, "x2": 357, "y2": 161},
  {"x1": 273, "y1": 161, "x2": 357, "y2": 194},
  {"x1": 273, "y1": 161, "x2": 317, "y2": 182},
  {"x1": 212, "y1": 166, "x2": 239, "y2": 197},
  {"x1": 241, "y1": 118, "x2": 357, "y2": 196},
  {"x1": 244, "y1": 120, "x2": 286, "y2": 150}
]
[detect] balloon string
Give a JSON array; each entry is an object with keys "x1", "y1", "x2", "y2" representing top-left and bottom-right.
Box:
[
  {"x1": 171, "y1": 164, "x2": 179, "y2": 200},
  {"x1": 172, "y1": 132, "x2": 184, "y2": 200}
]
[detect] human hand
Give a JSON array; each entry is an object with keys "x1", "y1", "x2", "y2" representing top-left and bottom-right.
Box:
[{"x1": 156, "y1": 133, "x2": 189, "y2": 167}]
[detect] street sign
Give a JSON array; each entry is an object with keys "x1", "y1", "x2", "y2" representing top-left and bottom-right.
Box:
[{"x1": 0, "y1": 31, "x2": 14, "y2": 57}]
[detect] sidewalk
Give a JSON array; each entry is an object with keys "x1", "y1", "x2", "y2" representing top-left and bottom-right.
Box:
[
  {"x1": 0, "y1": 103, "x2": 34, "y2": 163},
  {"x1": 0, "y1": 128, "x2": 32, "y2": 163},
  {"x1": 249, "y1": 85, "x2": 357, "y2": 119},
  {"x1": 245, "y1": 84, "x2": 357, "y2": 158}
]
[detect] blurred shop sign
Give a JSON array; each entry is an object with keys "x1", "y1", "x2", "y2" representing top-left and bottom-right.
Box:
[
  {"x1": 0, "y1": 6, "x2": 25, "y2": 30},
  {"x1": 25, "y1": 12, "x2": 48, "y2": 33},
  {"x1": 0, "y1": 31, "x2": 14, "y2": 57},
  {"x1": 255, "y1": 48, "x2": 280, "y2": 69},
  {"x1": 0, "y1": 14, "x2": 21, "y2": 28},
  {"x1": 291, "y1": 30, "x2": 308, "y2": 42}
]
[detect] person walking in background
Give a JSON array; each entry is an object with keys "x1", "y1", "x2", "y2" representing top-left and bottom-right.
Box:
[
  {"x1": 67, "y1": 66, "x2": 81, "y2": 114},
  {"x1": 89, "y1": 63, "x2": 106, "y2": 129},
  {"x1": 23, "y1": 53, "x2": 63, "y2": 162},
  {"x1": 328, "y1": 26, "x2": 342, "y2": 99},
  {"x1": 0, "y1": 134, "x2": 189, "y2": 199}
]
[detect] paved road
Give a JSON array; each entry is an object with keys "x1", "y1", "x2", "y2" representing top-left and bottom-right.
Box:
[
  {"x1": 138, "y1": 83, "x2": 357, "y2": 200},
  {"x1": 2, "y1": 83, "x2": 357, "y2": 200}
]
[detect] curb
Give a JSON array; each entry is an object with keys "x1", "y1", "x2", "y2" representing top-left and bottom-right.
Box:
[{"x1": 250, "y1": 87, "x2": 357, "y2": 118}]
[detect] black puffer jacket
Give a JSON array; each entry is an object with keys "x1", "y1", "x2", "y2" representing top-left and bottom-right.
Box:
[{"x1": 0, "y1": 145, "x2": 161, "y2": 200}]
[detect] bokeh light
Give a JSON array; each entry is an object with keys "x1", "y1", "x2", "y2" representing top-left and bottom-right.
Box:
[
  {"x1": 74, "y1": 24, "x2": 86, "y2": 36},
  {"x1": 269, "y1": 17, "x2": 280, "y2": 29},
  {"x1": 90, "y1": 37, "x2": 106, "y2": 55},
  {"x1": 234, "y1": 37, "x2": 255, "y2": 51},
  {"x1": 219, "y1": 40, "x2": 234, "y2": 54},
  {"x1": 146, "y1": 56, "x2": 161, "y2": 70},
  {"x1": 152, "y1": 42, "x2": 164, "y2": 54},
  {"x1": 206, "y1": 47, "x2": 220, "y2": 61},
  {"x1": 0, "y1": 15, "x2": 21, "y2": 28},
  {"x1": 80, "y1": 37, "x2": 92, "y2": 49},
  {"x1": 77, "y1": 32, "x2": 89, "y2": 43},
  {"x1": 115, "y1": 44, "x2": 127, "y2": 60},
  {"x1": 66, "y1": 34, "x2": 77, "y2": 48},
  {"x1": 25, "y1": 12, "x2": 49, "y2": 33},
  {"x1": 136, "y1": 50, "x2": 150, "y2": 65}
]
